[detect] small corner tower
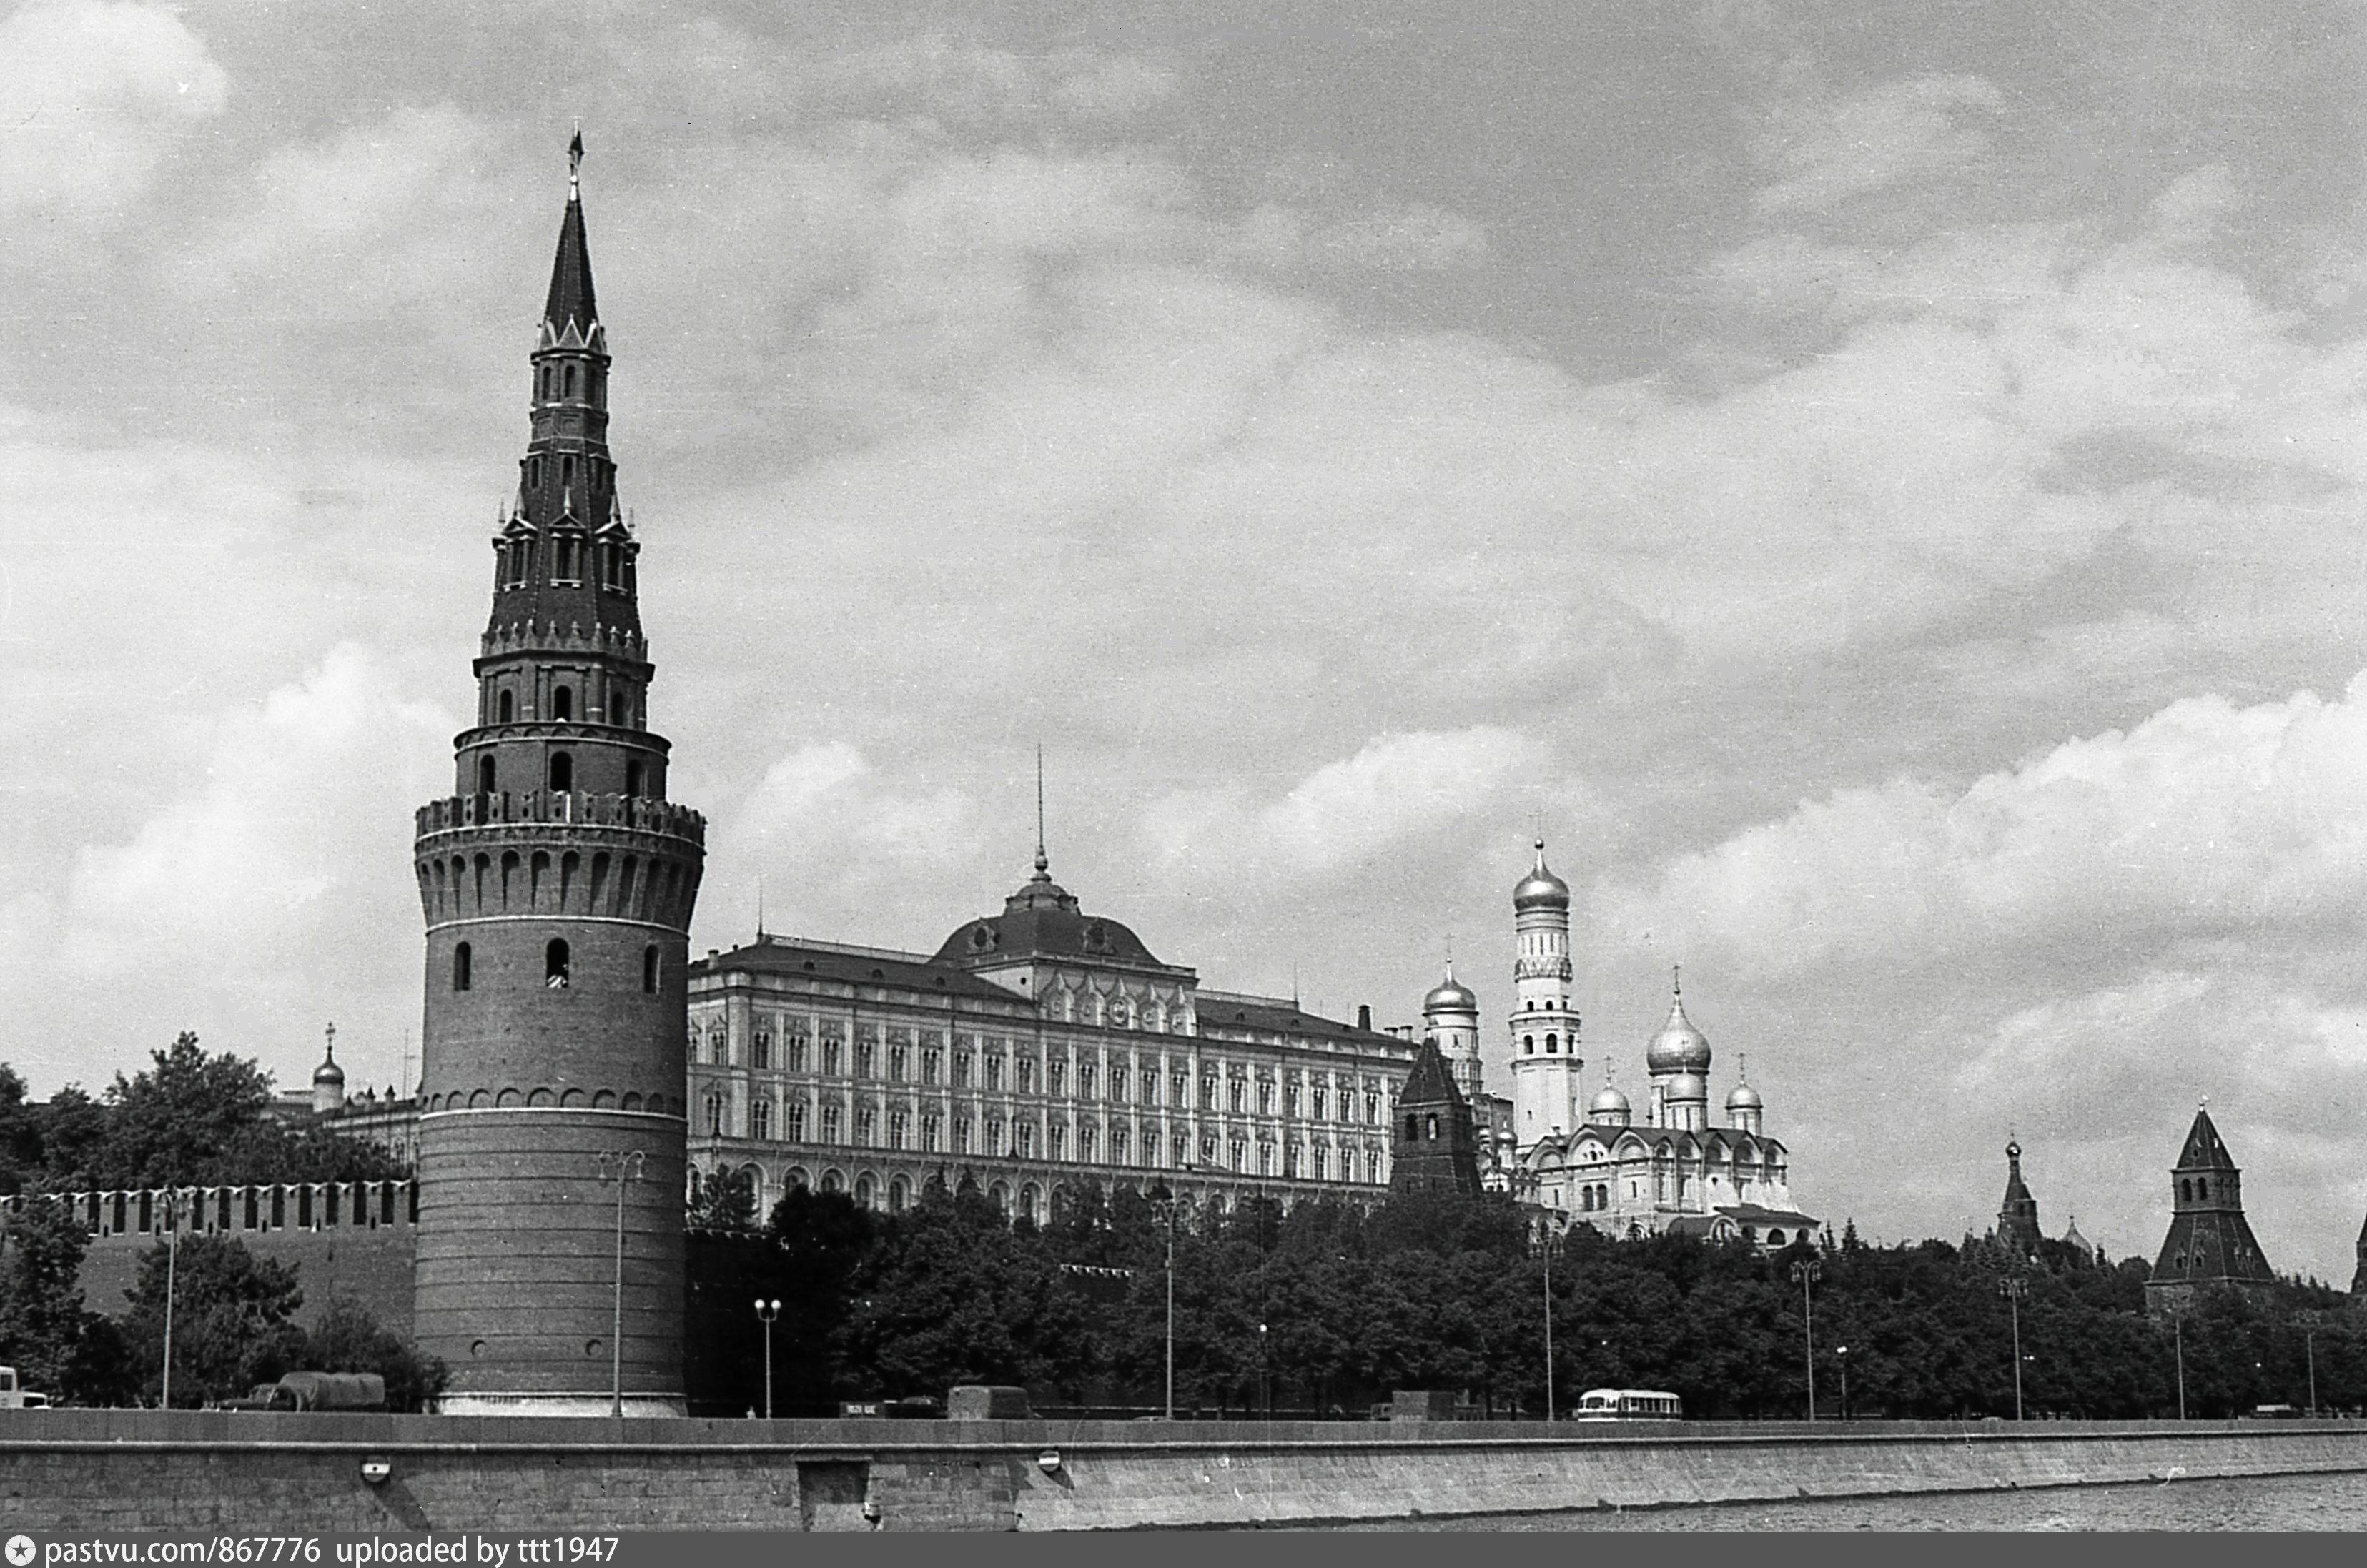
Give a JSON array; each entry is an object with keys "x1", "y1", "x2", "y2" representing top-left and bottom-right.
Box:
[
  {"x1": 411, "y1": 135, "x2": 705, "y2": 1414},
  {"x1": 1390, "y1": 1037, "x2": 1484, "y2": 1196},
  {"x1": 2145, "y1": 1103, "x2": 2275, "y2": 1317},
  {"x1": 1421, "y1": 958, "x2": 1484, "y2": 1104},
  {"x1": 1997, "y1": 1138, "x2": 2040, "y2": 1259},
  {"x1": 1645, "y1": 969, "x2": 1711, "y2": 1133},
  {"x1": 1508, "y1": 840, "x2": 1583, "y2": 1150}
]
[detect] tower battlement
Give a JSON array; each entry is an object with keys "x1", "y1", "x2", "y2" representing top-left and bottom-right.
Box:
[{"x1": 415, "y1": 790, "x2": 705, "y2": 843}]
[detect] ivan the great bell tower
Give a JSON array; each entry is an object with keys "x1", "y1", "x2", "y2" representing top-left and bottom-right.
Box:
[{"x1": 412, "y1": 139, "x2": 704, "y2": 1414}]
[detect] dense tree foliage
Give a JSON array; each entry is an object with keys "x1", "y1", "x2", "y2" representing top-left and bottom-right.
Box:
[
  {"x1": 685, "y1": 1183, "x2": 2367, "y2": 1421},
  {"x1": 0, "y1": 1035, "x2": 407, "y2": 1196},
  {"x1": 119, "y1": 1234, "x2": 310, "y2": 1408},
  {"x1": 305, "y1": 1297, "x2": 448, "y2": 1413}
]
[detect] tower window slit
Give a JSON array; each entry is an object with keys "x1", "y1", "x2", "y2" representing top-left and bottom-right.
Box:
[
  {"x1": 545, "y1": 938, "x2": 570, "y2": 988},
  {"x1": 453, "y1": 942, "x2": 471, "y2": 992},
  {"x1": 552, "y1": 685, "x2": 572, "y2": 722},
  {"x1": 548, "y1": 752, "x2": 572, "y2": 792},
  {"x1": 477, "y1": 756, "x2": 496, "y2": 795},
  {"x1": 498, "y1": 690, "x2": 514, "y2": 724},
  {"x1": 643, "y1": 946, "x2": 658, "y2": 993}
]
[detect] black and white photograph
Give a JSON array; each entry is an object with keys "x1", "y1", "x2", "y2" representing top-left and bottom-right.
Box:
[{"x1": 1, "y1": 0, "x2": 2365, "y2": 1537}]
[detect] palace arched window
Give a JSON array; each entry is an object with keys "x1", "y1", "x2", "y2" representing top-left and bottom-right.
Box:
[
  {"x1": 452, "y1": 942, "x2": 471, "y2": 991},
  {"x1": 545, "y1": 938, "x2": 570, "y2": 988}
]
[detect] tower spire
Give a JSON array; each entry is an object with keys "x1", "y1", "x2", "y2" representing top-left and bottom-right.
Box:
[{"x1": 1034, "y1": 744, "x2": 1048, "y2": 876}]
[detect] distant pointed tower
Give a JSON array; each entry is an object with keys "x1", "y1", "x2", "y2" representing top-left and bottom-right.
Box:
[
  {"x1": 2145, "y1": 1104, "x2": 2275, "y2": 1317},
  {"x1": 1996, "y1": 1138, "x2": 2040, "y2": 1258},
  {"x1": 411, "y1": 138, "x2": 705, "y2": 1414},
  {"x1": 2351, "y1": 1212, "x2": 2366, "y2": 1299},
  {"x1": 1421, "y1": 959, "x2": 1484, "y2": 1104},
  {"x1": 1508, "y1": 840, "x2": 1583, "y2": 1151},
  {"x1": 1645, "y1": 971, "x2": 1711, "y2": 1133},
  {"x1": 1388, "y1": 1038, "x2": 1484, "y2": 1196}
]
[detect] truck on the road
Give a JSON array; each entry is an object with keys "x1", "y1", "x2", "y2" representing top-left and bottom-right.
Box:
[{"x1": 217, "y1": 1372, "x2": 387, "y2": 1412}]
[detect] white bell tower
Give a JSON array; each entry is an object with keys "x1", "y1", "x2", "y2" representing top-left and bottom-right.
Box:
[{"x1": 1507, "y1": 840, "x2": 1583, "y2": 1153}]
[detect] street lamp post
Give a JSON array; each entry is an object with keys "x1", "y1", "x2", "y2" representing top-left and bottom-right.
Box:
[
  {"x1": 2306, "y1": 1326, "x2": 2320, "y2": 1418},
  {"x1": 1789, "y1": 1257, "x2": 1822, "y2": 1421},
  {"x1": 159, "y1": 1189, "x2": 182, "y2": 1410},
  {"x1": 2000, "y1": 1276, "x2": 2028, "y2": 1421},
  {"x1": 754, "y1": 1298, "x2": 781, "y2": 1420},
  {"x1": 1152, "y1": 1171, "x2": 1191, "y2": 1421},
  {"x1": 595, "y1": 1149, "x2": 648, "y2": 1419},
  {"x1": 2173, "y1": 1311, "x2": 2187, "y2": 1421},
  {"x1": 1257, "y1": 1322, "x2": 1269, "y2": 1421},
  {"x1": 1542, "y1": 1233, "x2": 1556, "y2": 1424},
  {"x1": 1835, "y1": 1345, "x2": 1849, "y2": 1422}
]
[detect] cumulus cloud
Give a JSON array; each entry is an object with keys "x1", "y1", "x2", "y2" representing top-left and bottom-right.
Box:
[
  {"x1": 1600, "y1": 672, "x2": 2367, "y2": 978},
  {"x1": 169, "y1": 104, "x2": 529, "y2": 320},
  {"x1": 54, "y1": 645, "x2": 451, "y2": 1089},
  {"x1": 701, "y1": 743, "x2": 995, "y2": 944},
  {"x1": 0, "y1": 0, "x2": 226, "y2": 222},
  {"x1": 1143, "y1": 728, "x2": 1546, "y2": 885},
  {"x1": 1754, "y1": 74, "x2": 2005, "y2": 214}
]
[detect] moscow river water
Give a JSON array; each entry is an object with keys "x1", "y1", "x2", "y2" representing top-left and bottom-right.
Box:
[{"x1": 1335, "y1": 1469, "x2": 2367, "y2": 1531}]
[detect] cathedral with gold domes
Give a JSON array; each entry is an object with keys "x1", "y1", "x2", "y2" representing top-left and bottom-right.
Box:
[{"x1": 1418, "y1": 842, "x2": 1819, "y2": 1246}]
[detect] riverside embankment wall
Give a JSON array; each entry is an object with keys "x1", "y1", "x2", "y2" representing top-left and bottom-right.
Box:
[{"x1": 0, "y1": 1412, "x2": 2363, "y2": 1532}]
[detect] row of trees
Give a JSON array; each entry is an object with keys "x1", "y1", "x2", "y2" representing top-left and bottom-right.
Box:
[
  {"x1": 0, "y1": 1033, "x2": 407, "y2": 1195},
  {"x1": 0, "y1": 1036, "x2": 431, "y2": 1408},
  {"x1": 0, "y1": 1193, "x2": 443, "y2": 1409},
  {"x1": 688, "y1": 1174, "x2": 2367, "y2": 1421}
]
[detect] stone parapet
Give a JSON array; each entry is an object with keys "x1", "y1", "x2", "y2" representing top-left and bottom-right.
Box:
[
  {"x1": 0, "y1": 1413, "x2": 2360, "y2": 1532},
  {"x1": 415, "y1": 790, "x2": 703, "y2": 843}
]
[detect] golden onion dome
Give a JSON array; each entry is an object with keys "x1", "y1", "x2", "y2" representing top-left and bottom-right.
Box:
[
  {"x1": 1589, "y1": 1083, "x2": 1631, "y2": 1117},
  {"x1": 1664, "y1": 1070, "x2": 1708, "y2": 1101},
  {"x1": 1726, "y1": 1081, "x2": 1762, "y2": 1111},
  {"x1": 1513, "y1": 840, "x2": 1571, "y2": 911},
  {"x1": 1423, "y1": 962, "x2": 1478, "y2": 1015},
  {"x1": 1646, "y1": 973, "x2": 1711, "y2": 1074}
]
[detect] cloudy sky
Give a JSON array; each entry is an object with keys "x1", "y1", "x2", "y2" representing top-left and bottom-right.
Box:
[{"x1": 5, "y1": 0, "x2": 2366, "y2": 1278}]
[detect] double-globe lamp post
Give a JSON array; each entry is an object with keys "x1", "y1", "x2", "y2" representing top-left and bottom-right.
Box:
[
  {"x1": 754, "y1": 1298, "x2": 781, "y2": 1419},
  {"x1": 2000, "y1": 1275, "x2": 2029, "y2": 1421},
  {"x1": 595, "y1": 1149, "x2": 648, "y2": 1419}
]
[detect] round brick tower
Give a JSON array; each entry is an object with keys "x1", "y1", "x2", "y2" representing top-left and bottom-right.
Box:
[{"x1": 412, "y1": 139, "x2": 704, "y2": 1415}]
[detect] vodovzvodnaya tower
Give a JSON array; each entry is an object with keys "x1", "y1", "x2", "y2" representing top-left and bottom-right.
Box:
[{"x1": 412, "y1": 139, "x2": 705, "y2": 1414}]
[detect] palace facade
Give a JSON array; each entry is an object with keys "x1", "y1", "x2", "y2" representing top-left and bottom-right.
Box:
[{"x1": 686, "y1": 848, "x2": 1420, "y2": 1220}]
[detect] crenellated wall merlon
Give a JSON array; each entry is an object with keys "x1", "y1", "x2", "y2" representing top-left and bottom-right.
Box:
[
  {"x1": 7, "y1": 1179, "x2": 418, "y2": 1240},
  {"x1": 415, "y1": 790, "x2": 705, "y2": 842}
]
